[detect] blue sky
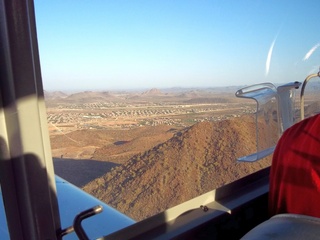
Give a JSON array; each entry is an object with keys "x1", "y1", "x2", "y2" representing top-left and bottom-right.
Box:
[{"x1": 34, "y1": 1, "x2": 320, "y2": 90}]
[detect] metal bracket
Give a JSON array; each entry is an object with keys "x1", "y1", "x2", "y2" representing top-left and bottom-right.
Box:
[{"x1": 59, "y1": 205, "x2": 103, "y2": 239}]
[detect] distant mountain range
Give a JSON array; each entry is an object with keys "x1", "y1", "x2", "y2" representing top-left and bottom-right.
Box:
[{"x1": 44, "y1": 88, "x2": 240, "y2": 104}]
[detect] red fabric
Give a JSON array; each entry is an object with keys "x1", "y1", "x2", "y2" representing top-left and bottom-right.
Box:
[{"x1": 269, "y1": 114, "x2": 320, "y2": 217}]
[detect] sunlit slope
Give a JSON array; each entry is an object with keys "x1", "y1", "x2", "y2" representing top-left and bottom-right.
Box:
[
  {"x1": 83, "y1": 116, "x2": 271, "y2": 221},
  {"x1": 50, "y1": 125, "x2": 177, "y2": 162}
]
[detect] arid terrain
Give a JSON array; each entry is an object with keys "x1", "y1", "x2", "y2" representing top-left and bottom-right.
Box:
[{"x1": 47, "y1": 87, "x2": 274, "y2": 221}]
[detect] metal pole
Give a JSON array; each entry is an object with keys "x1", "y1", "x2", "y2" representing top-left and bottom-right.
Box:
[{"x1": 0, "y1": 0, "x2": 61, "y2": 239}]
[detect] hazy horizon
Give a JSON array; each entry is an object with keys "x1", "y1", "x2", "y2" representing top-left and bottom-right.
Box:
[{"x1": 43, "y1": 84, "x2": 246, "y2": 93}]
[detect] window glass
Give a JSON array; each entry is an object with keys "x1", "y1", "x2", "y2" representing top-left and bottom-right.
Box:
[{"x1": 35, "y1": 1, "x2": 320, "y2": 222}]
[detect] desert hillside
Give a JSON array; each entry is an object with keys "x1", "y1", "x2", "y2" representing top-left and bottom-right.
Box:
[
  {"x1": 50, "y1": 125, "x2": 178, "y2": 163},
  {"x1": 51, "y1": 125, "x2": 181, "y2": 187},
  {"x1": 83, "y1": 116, "x2": 271, "y2": 221},
  {"x1": 47, "y1": 88, "x2": 272, "y2": 222}
]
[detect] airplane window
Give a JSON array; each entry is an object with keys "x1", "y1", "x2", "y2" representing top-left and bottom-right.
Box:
[{"x1": 34, "y1": 1, "x2": 320, "y2": 222}]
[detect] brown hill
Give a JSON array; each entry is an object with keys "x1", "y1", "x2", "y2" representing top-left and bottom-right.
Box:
[
  {"x1": 50, "y1": 125, "x2": 179, "y2": 163},
  {"x1": 141, "y1": 88, "x2": 163, "y2": 96},
  {"x1": 92, "y1": 126, "x2": 181, "y2": 163},
  {"x1": 44, "y1": 90, "x2": 68, "y2": 99},
  {"x1": 65, "y1": 91, "x2": 116, "y2": 102},
  {"x1": 83, "y1": 116, "x2": 271, "y2": 221}
]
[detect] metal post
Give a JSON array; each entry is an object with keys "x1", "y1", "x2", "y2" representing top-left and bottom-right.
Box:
[{"x1": 0, "y1": 0, "x2": 61, "y2": 239}]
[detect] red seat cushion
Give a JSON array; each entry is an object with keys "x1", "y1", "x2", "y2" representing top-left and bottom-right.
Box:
[{"x1": 269, "y1": 114, "x2": 320, "y2": 217}]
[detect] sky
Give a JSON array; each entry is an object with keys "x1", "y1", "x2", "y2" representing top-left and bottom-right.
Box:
[{"x1": 34, "y1": 1, "x2": 320, "y2": 91}]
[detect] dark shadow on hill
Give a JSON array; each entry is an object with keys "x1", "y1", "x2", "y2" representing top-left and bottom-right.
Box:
[
  {"x1": 114, "y1": 140, "x2": 130, "y2": 146},
  {"x1": 53, "y1": 158, "x2": 119, "y2": 188}
]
